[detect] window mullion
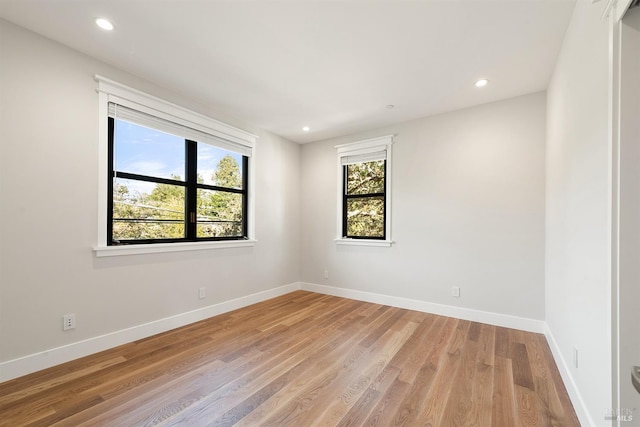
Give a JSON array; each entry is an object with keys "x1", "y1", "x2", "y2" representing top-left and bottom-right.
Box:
[
  {"x1": 242, "y1": 155, "x2": 249, "y2": 237},
  {"x1": 186, "y1": 140, "x2": 197, "y2": 240},
  {"x1": 107, "y1": 118, "x2": 115, "y2": 245},
  {"x1": 197, "y1": 184, "x2": 245, "y2": 194},
  {"x1": 111, "y1": 172, "x2": 187, "y2": 187},
  {"x1": 383, "y1": 159, "x2": 387, "y2": 240},
  {"x1": 345, "y1": 192, "x2": 385, "y2": 199},
  {"x1": 342, "y1": 165, "x2": 348, "y2": 237}
]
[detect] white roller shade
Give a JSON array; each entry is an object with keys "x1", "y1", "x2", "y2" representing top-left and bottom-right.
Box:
[
  {"x1": 340, "y1": 149, "x2": 387, "y2": 166},
  {"x1": 109, "y1": 103, "x2": 252, "y2": 157}
]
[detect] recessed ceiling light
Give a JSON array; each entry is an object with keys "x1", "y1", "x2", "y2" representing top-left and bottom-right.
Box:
[
  {"x1": 95, "y1": 18, "x2": 114, "y2": 31},
  {"x1": 475, "y1": 79, "x2": 489, "y2": 88},
  {"x1": 302, "y1": 126, "x2": 310, "y2": 132},
  {"x1": 385, "y1": 105, "x2": 395, "y2": 109}
]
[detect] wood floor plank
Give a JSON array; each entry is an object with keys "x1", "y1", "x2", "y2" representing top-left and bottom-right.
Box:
[
  {"x1": 410, "y1": 318, "x2": 471, "y2": 426},
  {"x1": 336, "y1": 365, "x2": 400, "y2": 427},
  {"x1": 27, "y1": 324, "x2": 277, "y2": 425},
  {"x1": 0, "y1": 291, "x2": 579, "y2": 427},
  {"x1": 361, "y1": 377, "x2": 411, "y2": 427},
  {"x1": 165, "y1": 299, "x2": 400, "y2": 426},
  {"x1": 360, "y1": 315, "x2": 440, "y2": 426},
  {"x1": 515, "y1": 384, "x2": 545, "y2": 427},
  {"x1": 494, "y1": 326, "x2": 511, "y2": 359},
  {"x1": 233, "y1": 307, "x2": 411, "y2": 426},
  {"x1": 0, "y1": 356, "x2": 126, "y2": 408},
  {"x1": 51, "y1": 357, "x2": 231, "y2": 426},
  {"x1": 390, "y1": 317, "x2": 459, "y2": 426},
  {"x1": 510, "y1": 342, "x2": 535, "y2": 390},
  {"x1": 310, "y1": 320, "x2": 418, "y2": 425},
  {"x1": 386, "y1": 315, "x2": 436, "y2": 374},
  {"x1": 467, "y1": 324, "x2": 496, "y2": 426},
  {"x1": 396, "y1": 315, "x2": 448, "y2": 384},
  {"x1": 492, "y1": 356, "x2": 517, "y2": 427},
  {"x1": 164, "y1": 341, "x2": 341, "y2": 424},
  {"x1": 439, "y1": 331, "x2": 481, "y2": 426},
  {"x1": 0, "y1": 343, "x2": 136, "y2": 398}
]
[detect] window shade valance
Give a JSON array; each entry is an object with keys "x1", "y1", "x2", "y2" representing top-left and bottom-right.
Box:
[
  {"x1": 336, "y1": 135, "x2": 394, "y2": 166},
  {"x1": 339, "y1": 149, "x2": 387, "y2": 166},
  {"x1": 96, "y1": 75, "x2": 256, "y2": 158},
  {"x1": 108, "y1": 103, "x2": 252, "y2": 157}
]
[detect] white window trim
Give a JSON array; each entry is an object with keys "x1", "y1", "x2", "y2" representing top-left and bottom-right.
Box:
[
  {"x1": 335, "y1": 135, "x2": 394, "y2": 247},
  {"x1": 334, "y1": 238, "x2": 393, "y2": 247},
  {"x1": 93, "y1": 75, "x2": 258, "y2": 257},
  {"x1": 94, "y1": 240, "x2": 257, "y2": 258}
]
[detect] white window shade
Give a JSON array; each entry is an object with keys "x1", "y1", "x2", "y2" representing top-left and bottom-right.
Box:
[
  {"x1": 96, "y1": 74, "x2": 256, "y2": 156},
  {"x1": 108, "y1": 103, "x2": 252, "y2": 157},
  {"x1": 336, "y1": 135, "x2": 393, "y2": 159},
  {"x1": 340, "y1": 149, "x2": 387, "y2": 166}
]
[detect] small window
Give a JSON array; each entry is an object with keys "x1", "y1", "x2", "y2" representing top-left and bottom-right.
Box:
[
  {"x1": 343, "y1": 160, "x2": 386, "y2": 238},
  {"x1": 336, "y1": 136, "x2": 393, "y2": 246}
]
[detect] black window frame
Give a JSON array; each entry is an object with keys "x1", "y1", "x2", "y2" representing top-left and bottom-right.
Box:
[
  {"x1": 107, "y1": 117, "x2": 249, "y2": 246},
  {"x1": 342, "y1": 159, "x2": 387, "y2": 240}
]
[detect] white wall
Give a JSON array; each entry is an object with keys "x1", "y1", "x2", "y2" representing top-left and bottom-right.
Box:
[
  {"x1": 0, "y1": 20, "x2": 301, "y2": 370},
  {"x1": 618, "y1": 6, "x2": 640, "y2": 424},
  {"x1": 300, "y1": 93, "x2": 546, "y2": 322},
  {"x1": 545, "y1": 0, "x2": 612, "y2": 424}
]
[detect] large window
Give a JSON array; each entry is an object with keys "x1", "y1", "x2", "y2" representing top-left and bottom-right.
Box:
[
  {"x1": 95, "y1": 76, "x2": 256, "y2": 255},
  {"x1": 336, "y1": 135, "x2": 393, "y2": 246},
  {"x1": 108, "y1": 114, "x2": 248, "y2": 244}
]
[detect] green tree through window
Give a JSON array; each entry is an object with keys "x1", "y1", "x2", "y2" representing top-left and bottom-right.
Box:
[
  {"x1": 197, "y1": 155, "x2": 244, "y2": 238},
  {"x1": 109, "y1": 117, "x2": 247, "y2": 245},
  {"x1": 343, "y1": 160, "x2": 386, "y2": 239}
]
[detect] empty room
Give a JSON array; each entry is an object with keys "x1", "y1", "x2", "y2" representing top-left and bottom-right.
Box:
[{"x1": 1, "y1": 0, "x2": 639, "y2": 425}]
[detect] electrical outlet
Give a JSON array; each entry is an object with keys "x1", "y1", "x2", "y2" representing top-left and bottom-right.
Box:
[
  {"x1": 199, "y1": 287, "x2": 206, "y2": 300},
  {"x1": 452, "y1": 286, "x2": 460, "y2": 298},
  {"x1": 323, "y1": 269, "x2": 329, "y2": 279},
  {"x1": 63, "y1": 314, "x2": 76, "y2": 331}
]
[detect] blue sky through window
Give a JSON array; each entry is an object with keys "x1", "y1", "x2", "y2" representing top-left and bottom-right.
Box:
[{"x1": 114, "y1": 119, "x2": 243, "y2": 193}]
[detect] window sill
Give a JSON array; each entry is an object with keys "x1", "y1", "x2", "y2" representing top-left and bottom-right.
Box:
[
  {"x1": 93, "y1": 240, "x2": 256, "y2": 257},
  {"x1": 335, "y1": 238, "x2": 393, "y2": 247}
]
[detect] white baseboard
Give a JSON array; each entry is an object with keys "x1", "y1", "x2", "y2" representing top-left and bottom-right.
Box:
[
  {"x1": 300, "y1": 282, "x2": 546, "y2": 333},
  {"x1": 544, "y1": 324, "x2": 594, "y2": 427},
  {"x1": 0, "y1": 282, "x2": 300, "y2": 383}
]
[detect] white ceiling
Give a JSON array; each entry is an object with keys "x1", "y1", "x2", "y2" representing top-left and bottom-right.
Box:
[{"x1": 0, "y1": 0, "x2": 576, "y2": 144}]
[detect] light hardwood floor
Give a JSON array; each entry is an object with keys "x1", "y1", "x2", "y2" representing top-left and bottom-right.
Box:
[{"x1": 0, "y1": 291, "x2": 579, "y2": 426}]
